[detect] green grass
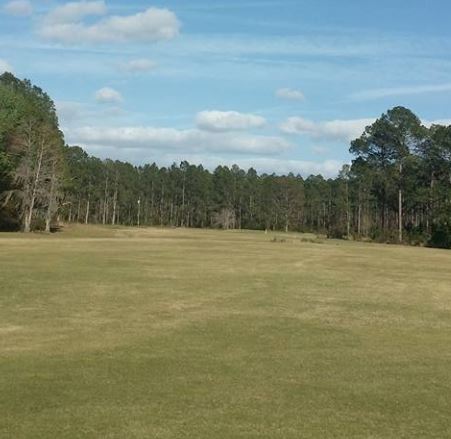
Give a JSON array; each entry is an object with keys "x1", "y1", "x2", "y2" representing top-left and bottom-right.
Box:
[{"x1": 1, "y1": 225, "x2": 451, "y2": 438}]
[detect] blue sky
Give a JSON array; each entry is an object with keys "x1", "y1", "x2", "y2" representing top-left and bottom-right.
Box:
[{"x1": 2, "y1": 0, "x2": 451, "y2": 176}]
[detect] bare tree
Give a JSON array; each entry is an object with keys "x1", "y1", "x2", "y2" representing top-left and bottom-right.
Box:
[
  {"x1": 11, "y1": 121, "x2": 62, "y2": 232},
  {"x1": 212, "y1": 207, "x2": 236, "y2": 230}
]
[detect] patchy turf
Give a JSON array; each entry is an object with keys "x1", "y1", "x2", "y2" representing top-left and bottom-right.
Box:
[{"x1": 1, "y1": 225, "x2": 451, "y2": 438}]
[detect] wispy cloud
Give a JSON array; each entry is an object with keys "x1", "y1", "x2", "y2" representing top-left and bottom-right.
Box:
[
  {"x1": 3, "y1": 0, "x2": 32, "y2": 17},
  {"x1": 196, "y1": 110, "x2": 266, "y2": 132},
  {"x1": 276, "y1": 88, "x2": 305, "y2": 101},
  {"x1": 56, "y1": 100, "x2": 128, "y2": 125},
  {"x1": 160, "y1": 32, "x2": 451, "y2": 59},
  {"x1": 95, "y1": 87, "x2": 123, "y2": 104},
  {"x1": 351, "y1": 83, "x2": 451, "y2": 101},
  {"x1": 120, "y1": 58, "x2": 157, "y2": 73}
]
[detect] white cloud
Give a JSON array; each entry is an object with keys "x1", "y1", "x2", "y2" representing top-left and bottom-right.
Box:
[
  {"x1": 276, "y1": 88, "x2": 305, "y2": 101},
  {"x1": 311, "y1": 145, "x2": 330, "y2": 156},
  {"x1": 44, "y1": 1, "x2": 107, "y2": 24},
  {"x1": 160, "y1": 155, "x2": 343, "y2": 178},
  {"x1": 39, "y1": 3, "x2": 180, "y2": 44},
  {"x1": 55, "y1": 100, "x2": 84, "y2": 123},
  {"x1": 95, "y1": 87, "x2": 123, "y2": 104},
  {"x1": 64, "y1": 125, "x2": 292, "y2": 155},
  {"x1": 120, "y1": 58, "x2": 157, "y2": 73},
  {"x1": 351, "y1": 83, "x2": 451, "y2": 101},
  {"x1": 0, "y1": 59, "x2": 13, "y2": 74},
  {"x1": 56, "y1": 100, "x2": 127, "y2": 128},
  {"x1": 233, "y1": 157, "x2": 343, "y2": 177},
  {"x1": 280, "y1": 115, "x2": 451, "y2": 142},
  {"x1": 279, "y1": 114, "x2": 451, "y2": 143},
  {"x1": 196, "y1": 110, "x2": 266, "y2": 132},
  {"x1": 280, "y1": 117, "x2": 376, "y2": 142},
  {"x1": 78, "y1": 148, "x2": 343, "y2": 178},
  {"x1": 423, "y1": 119, "x2": 451, "y2": 128},
  {"x1": 3, "y1": 0, "x2": 33, "y2": 16}
]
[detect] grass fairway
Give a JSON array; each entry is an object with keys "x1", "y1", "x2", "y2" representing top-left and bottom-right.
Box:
[{"x1": 1, "y1": 226, "x2": 451, "y2": 438}]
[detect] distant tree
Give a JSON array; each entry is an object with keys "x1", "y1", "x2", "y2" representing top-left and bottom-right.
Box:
[{"x1": 351, "y1": 107, "x2": 425, "y2": 242}]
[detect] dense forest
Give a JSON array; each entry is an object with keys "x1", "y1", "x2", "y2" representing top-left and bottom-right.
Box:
[{"x1": 1, "y1": 73, "x2": 451, "y2": 248}]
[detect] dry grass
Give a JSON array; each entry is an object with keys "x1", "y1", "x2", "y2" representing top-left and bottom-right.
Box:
[{"x1": 1, "y1": 224, "x2": 451, "y2": 438}]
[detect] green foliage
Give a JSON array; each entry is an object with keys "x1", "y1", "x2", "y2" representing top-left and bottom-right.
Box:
[
  {"x1": 0, "y1": 73, "x2": 64, "y2": 231},
  {"x1": 428, "y1": 223, "x2": 451, "y2": 249},
  {"x1": 1, "y1": 75, "x2": 451, "y2": 248}
]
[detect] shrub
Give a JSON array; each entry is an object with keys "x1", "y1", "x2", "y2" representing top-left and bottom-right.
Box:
[{"x1": 428, "y1": 223, "x2": 451, "y2": 249}]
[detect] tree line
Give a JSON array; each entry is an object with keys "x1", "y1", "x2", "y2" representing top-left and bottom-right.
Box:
[{"x1": 1, "y1": 73, "x2": 451, "y2": 247}]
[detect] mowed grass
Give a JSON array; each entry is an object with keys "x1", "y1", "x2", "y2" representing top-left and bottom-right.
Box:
[{"x1": 1, "y1": 225, "x2": 451, "y2": 438}]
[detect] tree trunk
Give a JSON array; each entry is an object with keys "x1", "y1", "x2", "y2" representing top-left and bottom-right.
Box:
[
  {"x1": 150, "y1": 181, "x2": 155, "y2": 226},
  {"x1": 112, "y1": 187, "x2": 118, "y2": 225},
  {"x1": 24, "y1": 143, "x2": 44, "y2": 233},
  {"x1": 181, "y1": 173, "x2": 186, "y2": 227},
  {"x1": 398, "y1": 188, "x2": 403, "y2": 243},
  {"x1": 428, "y1": 172, "x2": 435, "y2": 234},
  {"x1": 160, "y1": 184, "x2": 165, "y2": 225},
  {"x1": 398, "y1": 162, "x2": 403, "y2": 243},
  {"x1": 346, "y1": 180, "x2": 350, "y2": 239},
  {"x1": 45, "y1": 162, "x2": 57, "y2": 233},
  {"x1": 23, "y1": 215, "x2": 32, "y2": 233},
  {"x1": 85, "y1": 196, "x2": 90, "y2": 224},
  {"x1": 102, "y1": 175, "x2": 109, "y2": 225},
  {"x1": 357, "y1": 201, "x2": 362, "y2": 237}
]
